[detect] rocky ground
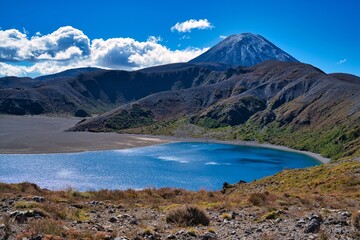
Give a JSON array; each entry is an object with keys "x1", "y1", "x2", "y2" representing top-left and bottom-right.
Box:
[
  {"x1": 1, "y1": 193, "x2": 359, "y2": 240},
  {"x1": 1, "y1": 161, "x2": 359, "y2": 240}
]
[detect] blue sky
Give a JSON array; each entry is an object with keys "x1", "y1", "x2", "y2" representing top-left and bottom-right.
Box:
[{"x1": 0, "y1": 0, "x2": 359, "y2": 77}]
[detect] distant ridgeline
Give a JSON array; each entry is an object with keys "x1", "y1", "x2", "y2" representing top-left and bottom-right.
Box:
[{"x1": 1, "y1": 33, "x2": 360, "y2": 160}]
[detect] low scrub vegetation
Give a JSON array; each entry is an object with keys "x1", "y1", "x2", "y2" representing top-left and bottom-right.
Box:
[
  {"x1": 353, "y1": 211, "x2": 360, "y2": 230},
  {"x1": 104, "y1": 104, "x2": 154, "y2": 131},
  {"x1": 248, "y1": 192, "x2": 269, "y2": 206},
  {"x1": 0, "y1": 159, "x2": 359, "y2": 238},
  {"x1": 165, "y1": 205, "x2": 209, "y2": 226}
]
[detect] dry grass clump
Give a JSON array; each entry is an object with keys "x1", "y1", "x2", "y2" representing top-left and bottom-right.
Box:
[
  {"x1": 18, "y1": 218, "x2": 115, "y2": 239},
  {"x1": 166, "y1": 205, "x2": 209, "y2": 226},
  {"x1": 248, "y1": 192, "x2": 269, "y2": 206},
  {"x1": 142, "y1": 226, "x2": 154, "y2": 236},
  {"x1": 21, "y1": 219, "x2": 64, "y2": 238},
  {"x1": 1, "y1": 182, "x2": 223, "y2": 210},
  {"x1": 0, "y1": 215, "x2": 11, "y2": 240},
  {"x1": 353, "y1": 211, "x2": 360, "y2": 230},
  {"x1": 260, "y1": 232, "x2": 277, "y2": 240},
  {"x1": 0, "y1": 182, "x2": 43, "y2": 196},
  {"x1": 258, "y1": 210, "x2": 282, "y2": 222},
  {"x1": 221, "y1": 213, "x2": 232, "y2": 220}
]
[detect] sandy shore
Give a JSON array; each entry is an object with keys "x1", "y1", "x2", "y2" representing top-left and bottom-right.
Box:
[
  {"x1": 0, "y1": 115, "x2": 330, "y2": 163},
  {"x1": 0, "y1": 115, "x2": 173, "y2": 154}
]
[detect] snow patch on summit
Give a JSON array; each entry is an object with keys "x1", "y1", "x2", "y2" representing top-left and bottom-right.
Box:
[{"x1": 189, "y1": 33, "x2": 298, "y2": 66}]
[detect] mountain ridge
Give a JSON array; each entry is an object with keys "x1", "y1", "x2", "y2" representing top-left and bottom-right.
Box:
[
  {"x1": 1, "y1": 33, "x2": 359, "y2": 160},
  {"x1": 70, "y1": 60, "x2": 360, "y2": 159},
  {"x1": 190, "y1": 33, "x2": 298, "y2": 66},
  {"x1": 0, "y1": 63, "x2": 225, "y2": 115}
]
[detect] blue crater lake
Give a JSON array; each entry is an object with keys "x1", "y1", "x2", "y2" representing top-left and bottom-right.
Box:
[{"x1": 0, "y1": 142, "x2": 320, "y2": 191}]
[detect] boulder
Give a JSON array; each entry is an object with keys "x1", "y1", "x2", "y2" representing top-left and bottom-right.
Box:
[
  {"x1": 109, "y1": 216, "x2": 119, "y2": 223},
  {"x1": 304, "y1": 219, "x2": 320, "y2": 233},
  {"x1": 32, "y1": 196, "x2": 45, "y2": 202}
]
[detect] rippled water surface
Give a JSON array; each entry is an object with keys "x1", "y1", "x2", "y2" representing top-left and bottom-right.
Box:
[{"x1": 0, "y1": 142, "x2": 320, "y2": 190}]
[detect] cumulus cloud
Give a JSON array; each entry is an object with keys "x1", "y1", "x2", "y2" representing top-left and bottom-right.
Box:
[
  {"x1": 337, "y1": 58, "x2": 347, "y2": 64},
  {"x1": 129, "y1": 46, "x2": 208, "y2": 68},
  {"x1": 219, "y1": 35, "x2": 227, "y2": 39},
  {"x1": 0, "y1": 60, "x2": 94, "y2": 77},
  {"x1": 91, "y1": 36, "x2": 208, "y2": 69},
  {"x1": 0, "y1": 62, "x2": 28, "y2": 77},
  {"x1": 0, "y1": 26, "x2": 208, "y2": 77},
  {"x1": 0, "y1": 26, "x2": 90, "y2": 61},
  {"x1": 171, "y1": 19, "x2": 214, "y2": 33}
]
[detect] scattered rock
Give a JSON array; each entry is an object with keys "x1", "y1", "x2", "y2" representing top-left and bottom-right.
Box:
[
  {"x1": 0, "y1": 193, "x2": 358, "y2": 239},
  {"x1": 71, "y1": 203, "x2": 84, "y2": 209},
  {"x1": 11, "y1": 209, "x2": 44, "y2": 223},
  {"x1": 334, "y1": 228, "x2": 344, "y2": 234},
  {"x1": 176, "y1": 230, "x2": 185, "y2": 235},
  {"x1": 32, "y1": 235, "x2": 43, "y2": 240},
  {"x1": 308, "y1": 235, "x2": 316, "y2": 240},
  {"x1": 201, "y1": 232, "x2": 218, "y2": 240},
  {"x1": 166, "y1": 234, "x2": 176, "y2": 239},
  {"x1": 129, "y1": 217, "x2": 139, "y2": 225},
  {"x1": 340, "y1": 211, "x2": 351, "y2": 217},
  {"x1": 308, "y1": 214, "x2": 322, "y2": 222},
  {"x1": 104, "y1": 235, "x2": 112, "y2": 240},
  {"x1": 109, "y1": 216, "x2": 119, "y2": 223},
  {"x1": 15, "y1": 214, "x2": 28, "y2": 224},
  {"x1": 296, "y1": 218, "x2": 306, "y2": 227},
  {"x1": 92, "y1": 224, "x2": 105, "y2": 231},
  {"x1": 304, "y1": 219, "x2": 320, "y2": 233},
  {"x1": 32, "y1": 196, "x2": 45, "y2": 202}
]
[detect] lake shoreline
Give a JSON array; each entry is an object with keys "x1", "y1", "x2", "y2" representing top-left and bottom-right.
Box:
[
  {"x1": 123, "y1": 134, "x2": 331, "y2": 164},
  {"x1": 0, "y1": 115, "x2": 330, "y2": 163}
]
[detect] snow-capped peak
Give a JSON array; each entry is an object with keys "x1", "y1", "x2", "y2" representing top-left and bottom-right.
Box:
[{"x1": 189, "y1": 33, "x2": 298, "y2": 66}]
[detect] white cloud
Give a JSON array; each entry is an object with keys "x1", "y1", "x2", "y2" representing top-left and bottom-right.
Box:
[
  {"x1": 0, "y1": 26, "x2": 208, "y2": 77},
  {"x1": 0, "y1": 29, "x2": 29, "y2": 60},
  {"x1": 129, "y1": 46, "x2": 208, "y2": 68},
  {"x1": 22, "y1": 27, "x2": 29, "y2": 35},
  {"x1": 180, "y1": 35, "x2": 191, "y2": 40},
  {"x1": 171, "y1": 19, "x2": 214, "y2": 33},
  {"x1": 0, "y1": 62, "x2": 28, "y2": 77},
  {"x1": 90, "y1": 36, "x2": 207, "y2": 69},
  {"x1": 0, "y1": 60, "x2": 94, "y2": 77},
  {"x1": 337, "y1": 58, "x2": 347, "y2": 64},
  {"x1": 220, "y1": 35, "x2": 227, "y2": 39},
  {"x1": 0, "y1": 26, "x2": 90, "y2": 61}
]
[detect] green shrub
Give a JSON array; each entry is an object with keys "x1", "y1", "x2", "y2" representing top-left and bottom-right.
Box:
[
  {"x1": 259, "y1": 210, "x2": 282, "y2": 222},
  {"x1": 196, "y1": 117, "x2": 222, "y2": 128}
]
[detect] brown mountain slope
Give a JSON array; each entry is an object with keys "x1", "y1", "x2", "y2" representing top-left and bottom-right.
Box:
[
  {"x1": 70, "y1": 61, "x2": 360, "y2": 159},
  {"x1": 71, "y1": 61, "x2": 360, "y2": 129},
  {"x1": 0, "y1": 63, "x2": 226, "y2": 116}
]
